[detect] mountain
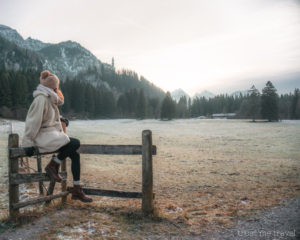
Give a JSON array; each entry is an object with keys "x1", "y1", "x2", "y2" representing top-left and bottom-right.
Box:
[
  {"x1": 0, "y1": 24, "x2": 165, "y2": 99},
  {"x1": 230, "y1": 90, "x2": 248, "y2": 97},
  {"x1": 0, "y1": 35, "x2": 43, "y2": 71},
  {"x1": 193, "y1": 90, "x2": 215, "y2": 99},
  {"x1": 0, "y1": 24, "x2": 51, "y2": 51},
  {"x1": 0, "y1": 24, "x2": 102, "y2": 79},
  {"x1": 37, "y1": 40, "x2": 102, "y2": 79},
  {"x1": 24, "y1": 37, "x2": 52, "y2": 51},
  {"x1": 171, "y1": 89, "x2": 190, "y2": 102},
  {"x1": 0, "y1": 24, "x2": 27, "y2": 48}
]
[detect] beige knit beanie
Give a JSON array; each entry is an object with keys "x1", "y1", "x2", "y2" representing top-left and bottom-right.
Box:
[{"x1": 40, "y1": 70, "x2": 60, "y2": 90}]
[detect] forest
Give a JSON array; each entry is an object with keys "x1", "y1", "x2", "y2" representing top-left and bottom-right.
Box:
[{"x1": 0, "y1": 68, "x2": 299, "y2": 121}]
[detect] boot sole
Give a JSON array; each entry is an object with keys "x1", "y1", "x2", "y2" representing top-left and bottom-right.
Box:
[{"x1": 45, "y1": 168, "x2": 62, "y2": 183}]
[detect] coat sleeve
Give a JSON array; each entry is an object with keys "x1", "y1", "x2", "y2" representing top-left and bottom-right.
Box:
[{"x1": 22, "y1": 96, "x2": 47, "y2": 147}]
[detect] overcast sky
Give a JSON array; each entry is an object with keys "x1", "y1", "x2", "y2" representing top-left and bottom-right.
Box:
[{"x1": 0, "y1": 0, "x2": 300, "y2": 95}]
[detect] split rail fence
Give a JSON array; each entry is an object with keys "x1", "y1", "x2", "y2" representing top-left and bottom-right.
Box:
[{"x1": 8, "y1": 130, "x2": 156, "y2": 219}]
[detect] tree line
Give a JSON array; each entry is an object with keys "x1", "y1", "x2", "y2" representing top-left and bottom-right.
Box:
[
  {"x1": 0, "y1": 68, "x2": 163, "y2": 119},
  {"x1": 163, "y1": 81, "x2": 300, "y2": 121},
  {"x1": 0, "y1": 68, "x2": 299, "y2": 121}
]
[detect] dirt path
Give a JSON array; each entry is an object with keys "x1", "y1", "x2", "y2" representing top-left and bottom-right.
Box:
[
  {"x1": 198, "y1": 197, "x2": 300, "y2": 240},
  {"x1": 0, "y1": 197, "x2": 299, "y2": 240},
  {"x1": 0, "y1": 214, "x2": 54, "y2": 240}
]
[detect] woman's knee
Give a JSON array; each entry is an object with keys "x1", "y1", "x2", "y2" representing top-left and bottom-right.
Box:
[{"x1": 70, "y1": 138, "x2": 80, "y2": 150}]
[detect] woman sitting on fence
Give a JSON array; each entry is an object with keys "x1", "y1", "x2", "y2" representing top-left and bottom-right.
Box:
[{"x1": 22, "y1": 70, "x2": 92, "y2": 203}]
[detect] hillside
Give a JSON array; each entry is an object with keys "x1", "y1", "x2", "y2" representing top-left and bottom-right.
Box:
[
  {"x1": 0, "y1": 36, "x2": 42, "y2": 71},
  {"x1": 0, "y1": 25, "x2": 165, "y2": 101}
]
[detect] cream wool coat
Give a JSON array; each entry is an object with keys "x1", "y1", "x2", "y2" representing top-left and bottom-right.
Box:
[{"x1": 22, "y1": 87, "x2": 70, "y2": 153}]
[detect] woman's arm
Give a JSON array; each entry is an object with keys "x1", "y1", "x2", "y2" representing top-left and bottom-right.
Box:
[{"x1": 22, "y1": 96, "x2": 47, "y2": 147}]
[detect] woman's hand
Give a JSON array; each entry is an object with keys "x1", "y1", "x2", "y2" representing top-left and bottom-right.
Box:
[
  {"x1": 24, "y1": 146, "x2": 39, "y2": 157},
  {"x1": 60, "y1": 117, "x2": 69, "y2": 127}
]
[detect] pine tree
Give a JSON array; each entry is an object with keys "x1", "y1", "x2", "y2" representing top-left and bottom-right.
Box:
[
  {"x1": 291, "y1": 88, "x2": 300, "y2": 119},
  {"x1": 126, "y1": 89, "x2": 138, "y2": 117},
  {"x1": 177, "y1": 96, "x2": 188, "y2": 118},
  {"x1": 12, "y1": 72, "x2": 28, "y2": 108},
  {"x1": 84, "y1": 84, "x2": 95, "y2": 117},
  {"x1": 0, "y1": 71, "x2": 12, "y2": 107},
  {"x1": 112, "y1": 57, "x2": 115, "y2": 68},
  {"x1": 70, "y1": 80, "x2": 85, "y2": 113},
  {"x1": 188, "y1": 97, "x2": 192, "y2": 117},
  {"x1": 261, "y1": 81, "x2": 279, "y2": 121},
  {"x1": 136, "y1": 89, "x2": 146, "y2": 119},
  {"x1": 117, "y1": 94, "x2": 128, "y2": 117},
  {"x1": 160, "y1": 92, "x2": 176, "y2": 120},
  {"x1": 247, "y1": 85, "x2": 261, "y2": 121}
]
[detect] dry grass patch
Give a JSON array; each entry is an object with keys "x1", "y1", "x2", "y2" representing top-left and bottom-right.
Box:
[{"x1": 0, "y1": 119, "x2": 300, "y2": 238}]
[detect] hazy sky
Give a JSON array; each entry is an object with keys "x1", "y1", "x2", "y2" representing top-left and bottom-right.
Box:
[{"x1": 0, "y1": 0, "x2": 300, "y2": 95}]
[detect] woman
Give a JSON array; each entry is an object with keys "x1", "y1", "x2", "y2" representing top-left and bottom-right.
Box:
[{"x1": 22, "y1": 70, "x2": 92, "y2": 203}]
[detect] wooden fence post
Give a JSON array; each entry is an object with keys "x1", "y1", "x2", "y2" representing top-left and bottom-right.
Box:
[
  {"x1": 61, "y1": 159, "x2": 67, "y2": 204},
  {"x1": 142, "y1": 130, "x2": 154, "y2": 215},
  {"x1": 45, "y1": 180, "x2": 56, "y2": 205},
  {"x1": 8, "y1": 134, "x2": 19, "y2": 219},
  {"x1": 36, "y1": 155, "x2": 44, "y2": 195}
]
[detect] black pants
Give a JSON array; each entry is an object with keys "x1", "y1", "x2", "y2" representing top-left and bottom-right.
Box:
[{"x1": 57, "y1": 137, "x2": 80, "y2": 181}]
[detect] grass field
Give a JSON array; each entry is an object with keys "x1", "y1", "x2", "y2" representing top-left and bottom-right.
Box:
[{"x1": 0, "y1": 119, "x2": 300, "y2": 239}]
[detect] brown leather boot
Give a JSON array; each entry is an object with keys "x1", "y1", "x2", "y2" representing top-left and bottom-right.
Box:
[
  {"x1": 45, "y1": 158, "x2": 62, "y2": 182},
  {"x1": 72, "y1": 185, "x2": 93, "y2": 202}
]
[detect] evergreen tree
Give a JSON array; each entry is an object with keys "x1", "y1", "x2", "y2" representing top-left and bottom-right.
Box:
[
  {"x1": 26, "y1": 70, "x2": 39, "y2": 104},
  {"x1": 70, "y1": 80, "x2": 85, "y2": 113},
  {"x1": 261, "y1": 81, "x2": 279, "y2": 121},
  {"x1": 112, "y1": 57, "x2": 115, "y2": 68},
  {"x1": 148, "y1": 98, "x2": 160, "y2": 119},
  {"x1": 94, "y1": 90, "x2": 104, "y2": 117},
  {"x1": 117, "y1": 94, "x2": 129, "y2": 117},
  {"x1": 11, "y1": 72, "x2": 28, "y2": 108},
  {"x1": 278, "y1": 93, "x2": 291, "y2": 119},
  {"x1": 84, "y1": 84, "x2": 95, "y2": 117},
  {"x1": 290, "y1": 88, "x2": 300, "y2": 119},
  {"x1": 160, "y1": 92, "x2": 176, "y2": 120},
  {"x1": 102, "y1": 90, "x2": 116, "y2": 117},
  {"x1": 125, "y1": 88, "x2": 138, "y2": 117},
  {"x1": 177, "y1": 96, "x2": 188, "y2": 118},
  {"x1": 136, "y1": 89, "x2": 146, "y2": 119},
  {"x1": 188, "y1": 97, "x2": 192, "y2": 117},
  {"x1": 244, "y1": 85, "x2": 261, "y2": 121},
  {"x1": 0, "y1": 71, "x2": 12, "y2": 107}
]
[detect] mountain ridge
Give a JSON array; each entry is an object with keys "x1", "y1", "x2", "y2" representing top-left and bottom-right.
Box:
[
  {"x1": 0, "y1": 24, "x2": 102, "y2": 79},
  {"x1": 0, "y1": 24, "x2": 165, "y2": 101},
  {"x1": 171, "y1": 88, "x2": 190, "y2": 102}
]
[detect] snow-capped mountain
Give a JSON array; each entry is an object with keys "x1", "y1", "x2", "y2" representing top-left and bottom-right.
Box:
[
  {"x1": 0, "y1": 35, "x2": 43, "y2": 71},
  {"x1": 0, "y1": 24, "x2": 26, "y2": 48},
  {"x1": 230, "y1": 90, "x2": 248, "y2": 97},
  {"x1": 0, "y1": 24, "x2": 102, "y2": 79},
  {"x1": 37, "y1": 40, "x2": 102, "y2": 79},
  {"x1": 171, "y1": 89, "x2": 190, "y2": 102},
  {"x1": 24, "y1": 37, "x2": 51, "y2": 51},
  {"x1": 0, "y1": 24, "x2": 165, "y2": 99},
  {"x1": 0, "y1": 24, "x2": 51, "y2": 51},
  {"x1": 193, "y1": 90, "x2": 215, "y2": 99}
]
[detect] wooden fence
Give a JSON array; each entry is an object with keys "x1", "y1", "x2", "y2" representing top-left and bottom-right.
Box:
[{"x1": 8, "y1": 130, "x2": 156, "y2": 219}]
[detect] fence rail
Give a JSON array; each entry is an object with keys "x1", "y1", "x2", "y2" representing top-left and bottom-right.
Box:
[
  {"x1": 9, "y1": 172, "x2": 67, "y2": 184},
  {"x1": 9, "y1": 144, "x2": 157, "y2": 158},
  {"x1": 8, "y1": 130, "x2": 156, "y2": 219}
]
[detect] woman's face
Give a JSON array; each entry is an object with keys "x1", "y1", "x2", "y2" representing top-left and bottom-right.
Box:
[{"x1": 54, "y1": 83, "x2": 60, "y2": 92}]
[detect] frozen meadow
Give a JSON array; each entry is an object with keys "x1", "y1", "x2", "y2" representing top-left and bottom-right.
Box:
[{"x1": 0, "y1": 119, "x2": 300, "y2": 238}]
